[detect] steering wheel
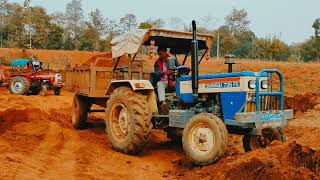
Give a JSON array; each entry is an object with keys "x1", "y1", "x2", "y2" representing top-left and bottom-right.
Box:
[{"x1": 177, "y1": 65, "x2": 191, "y2": 76}]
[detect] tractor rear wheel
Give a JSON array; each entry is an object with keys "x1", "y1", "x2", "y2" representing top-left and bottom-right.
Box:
[
  {"x1": 9, "y1": 76, "x2": 29, "y2": 95},
  {"x1": 54, "y1": 87, "x2": 61, "y2": 95},
  {"x1": 105, "y1": 87, "x2": 152, "y2": 155},
  {"x1": 243, "y1": 127, "x2": 285, "y2": 152},
  {"x1": 72, "y1": 94, "x2": 88, "y2": 129},
  {"x1": 182, "y1": 113, "x2": 228, "y2": 165}
]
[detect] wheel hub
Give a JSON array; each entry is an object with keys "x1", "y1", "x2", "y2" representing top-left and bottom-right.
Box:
[
  {"x1": 111, "y1": 103, "x2": 130, "y2": 141},
  {"x1": 118, "y1": 107, "x2": 129, "y2": 135},
  {"x1": 13, "y1": 82, "x2": 23, "y2": 92},
  {"x1": 190, "y1": 125, "x2": 215, "y2": 154}
]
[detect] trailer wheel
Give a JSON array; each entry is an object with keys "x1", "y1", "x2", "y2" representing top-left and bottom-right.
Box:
[
  {"x1": 54, "y1": 87, "x2": 61, "y2": 95},
  {"x1": 72, "y1": 94, "x2": 88, "y2": 129},
  {"x1": 9, "y1": 76, "x2": 29, "y2": 95},
  {"x1": 105, "y1": 87, "x2": 152, "y2": 155},
  {"x1": 182, "y1": 113, "x2": 228, "y2": 165},
  {"x1": 243, "y1": 127, "x2": 285, "y2": 152}
]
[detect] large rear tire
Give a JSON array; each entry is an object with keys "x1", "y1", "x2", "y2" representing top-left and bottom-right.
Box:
[
  {"x1": 105, "y1": 87, "x2": 152, "y2": 155},
  {"x1": 182, "y1": 113, "x2": 228, "y2": 165},
  {"x1": 9, "y1": 76, "x2": 29, "y2": 95},
  {"x1": 243, "y1": 127, "x2": 285, "y2": 152},
  {"x1": 72, "y1": 94, "x2": 88, "y2": 129}
]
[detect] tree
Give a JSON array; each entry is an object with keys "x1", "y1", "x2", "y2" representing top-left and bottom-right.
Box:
[
  {"x1": 105, "y1": 18, "x2": 119, "y2": 40},
  {"x1": 47, "y1": 23, "x2": 64, "y2": 49},
  {"x1": 225, "y1": 8, "x2": 250, "y2": 35},
  {"x1": 88, "y1": 8, "x2": 107, "y2": 37},
  {"x1": 312, "y1": 18, "x2": 320, "y2": 38},
  {"x1": 5, "y1": 3, "x2": 25, "y2": 48},
  {"x1": 119, "y1": 13, "x2": 137, "y2": 33},
  {"x1": 211, "y1": 27, "x2": 237, "y2": 56},
  {"x1": 169, "y1": 16, "x2": 184, "y2": 30},
  {"x1": 50, "y1": 12, "x2": 66, "y2": 29},
  {"x1": 0, "y1": 0, "x2": 8, "y2": 47},
  {"x1": 138, "y1": 22, "x2": 153, "y2": 29},
  {"x1": 79, "y1": 24, "x2": 100, "y2": 51},
  {"x1": 146, "y1": 18, "x2": 165, "y2": 28},
  {"x1": 28, "y1": 7, "x2": 51, "y2": 49},
  {"x1": 65, "y1": 0, "x2": 83, "y2": 38},
  {"x1": 198, "y1": 14, "x2": 216, "y2": 30},
  {"x1": 232, "y1": 31, "x2": 256, "y2": 58}
]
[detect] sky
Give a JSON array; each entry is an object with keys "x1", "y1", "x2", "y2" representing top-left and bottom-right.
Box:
[{"x1": 10, "y1": 0, "x2": 320, "y2": 44}]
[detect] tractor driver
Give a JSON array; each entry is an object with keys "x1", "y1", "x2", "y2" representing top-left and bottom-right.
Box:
[{"x1": 154, "y1": 46, "x2": 179, "y2": 113}]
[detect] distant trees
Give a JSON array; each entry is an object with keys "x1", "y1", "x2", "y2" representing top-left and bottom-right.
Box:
[
  {"x1": 210, "y1": 8, "x2": 292, "y2": 61},
  {"x1": 119, "y1": 14, "x2": 137, "y2": 33},
  {"x1": 225, "y1": 8, "x2": 250, "y2": 35},
  {"x1": 0, "y1": 1, "x2": 317, "y2": 62}
]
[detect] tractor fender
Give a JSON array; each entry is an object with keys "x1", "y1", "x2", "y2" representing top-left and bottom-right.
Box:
[{"x1": 106, "y1": 80, "x2": 158, "y2": 115}]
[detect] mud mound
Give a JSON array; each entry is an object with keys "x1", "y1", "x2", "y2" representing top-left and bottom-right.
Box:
[
  {"x1": 285, "y1": 93, "x2": 320, "y2": 113},
  {"x1": 0, "y1": 108, "x2": 42, "y2": 133},
  {"x1": 289, "y1": 141, "x2": 320, "y2": 175},
  {"x1": 81, "y1": 53, "x2": 113, "y2": 67},
  {"x1": 175, "y1": 144, "x2": 318, "y2": 179}
]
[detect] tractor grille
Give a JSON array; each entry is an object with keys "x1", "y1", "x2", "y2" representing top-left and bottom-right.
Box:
[{"x1": 246, "y1": 92, "x2": 280, "y2": 112}]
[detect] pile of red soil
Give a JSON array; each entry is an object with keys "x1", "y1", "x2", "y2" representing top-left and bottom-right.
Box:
[
  {"x1": 81, "y1": 53, "x2": 113, "y2": 67},
  {"x1": 285, "y1": 93, "x2": 320, "y2": 113}
]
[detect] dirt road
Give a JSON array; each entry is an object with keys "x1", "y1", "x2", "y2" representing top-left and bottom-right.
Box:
[{"x1": 0, "y1": 88, "x2": 319, "y2": 179}]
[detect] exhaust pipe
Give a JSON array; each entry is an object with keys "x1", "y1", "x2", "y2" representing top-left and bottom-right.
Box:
[{"x1": 191, "y1": 20, "x2": 199, "y2": 99}]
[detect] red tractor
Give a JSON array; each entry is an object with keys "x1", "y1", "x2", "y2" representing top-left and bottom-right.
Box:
[{"x1": 8, "y1": 59, "x2": 63, "y2": 95}]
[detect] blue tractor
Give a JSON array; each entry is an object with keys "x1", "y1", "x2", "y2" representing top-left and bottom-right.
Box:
[{"x1": 71, "y1": 21, "x2": 293, "y2": 166}]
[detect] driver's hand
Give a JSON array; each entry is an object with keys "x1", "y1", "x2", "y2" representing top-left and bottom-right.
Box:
[{"x1": 164, "y1": 70, "x2": 173, "y2": 75}]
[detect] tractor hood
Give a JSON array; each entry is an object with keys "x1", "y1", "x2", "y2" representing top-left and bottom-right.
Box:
[{"x1": 111, "y1": 28, "x2": 214, "y2": 58}]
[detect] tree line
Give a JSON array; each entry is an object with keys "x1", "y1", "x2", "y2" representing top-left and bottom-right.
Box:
[{"x1": 0, "y1": 0, "x2": 319, "y2": 62}]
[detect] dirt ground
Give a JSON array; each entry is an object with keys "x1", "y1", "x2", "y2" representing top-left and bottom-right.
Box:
[{"x1": 0, "y1": 87, "x2": 319, "y2": 180}]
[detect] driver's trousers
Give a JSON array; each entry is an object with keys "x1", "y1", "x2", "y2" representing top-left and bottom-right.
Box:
[{"x1": 157, "y1": 81, "x2": 168, "y2": 102}]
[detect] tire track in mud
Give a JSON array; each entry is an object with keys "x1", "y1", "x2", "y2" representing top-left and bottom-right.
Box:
[{"x1": 14, "y1": 121, "x2": 83, "y2": 180}]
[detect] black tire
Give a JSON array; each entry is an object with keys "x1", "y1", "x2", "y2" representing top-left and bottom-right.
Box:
[
  {"x1": 182, "y1": 113, "x2": 228, "y2": 165},
  {"x1": 105, "y1": 87, "x2": 152, "y2": 155},
  {"x1": 243, "y1": 127, "x2": 285, "y2": 152},
  {"x1": 72, "y1": 94, "x2": 88, "y2": 129},
  {"x1": 54, "y1": 87, "x2": 61, "y2": 95},
  {"x1": 27, "y1": 87, "x2": 41, "y2": 95},
  {"x1": 9, "y1": 76, "x2": 30, "y2": 95},
  {"x1": 165, "y1": 127, "x2": 182, "y2": 144}
]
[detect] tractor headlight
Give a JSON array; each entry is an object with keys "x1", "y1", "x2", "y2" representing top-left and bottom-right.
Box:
[
  {"x1": 248, "y1": 80, "x2": 256, "y2": 89},
  {"x1": 261, "y1": 80, "x2": 268, "y2": 89}
]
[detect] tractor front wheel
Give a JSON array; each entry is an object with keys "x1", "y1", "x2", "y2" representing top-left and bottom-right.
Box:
[
  {"x1": 105, "y1": 87, "x2": 152, "y2": 155},
  {"x1": 182, "y1": 113, "x2": 228, "y2": 165},
  {"x1": 9, "y1": 76, "x2": 30, "y2": 95},
  {"x1": 72, "y1": 94, "x2": 88, "y2": 129},
  {"x1": 242, "y1": 127, "x2": 285, "y2": 152},
  {"x1": 54, "y1": 87, "x2": 61, "y2": 95}
]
